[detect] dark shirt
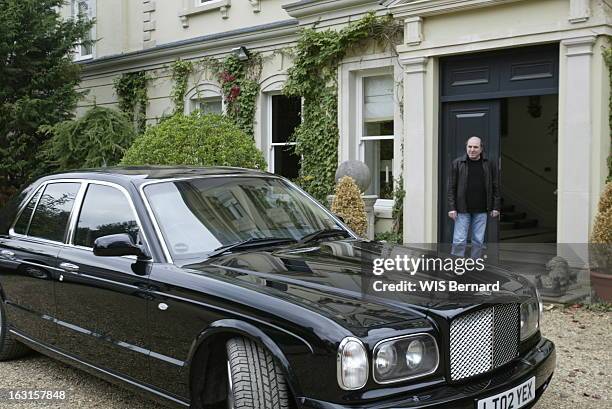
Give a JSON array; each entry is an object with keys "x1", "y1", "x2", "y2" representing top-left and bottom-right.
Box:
[{"x1": 466, "y1": 158, "x2": 487, "y2": 213}]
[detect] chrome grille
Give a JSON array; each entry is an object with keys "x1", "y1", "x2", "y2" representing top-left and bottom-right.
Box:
[{"x1": 449, "y1": 304, "x2": 519, "y2": 381}]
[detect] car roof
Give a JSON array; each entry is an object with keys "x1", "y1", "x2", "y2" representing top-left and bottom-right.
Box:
[{"x1": 41, "y1": 166, "x2": 278, "y2": 187}]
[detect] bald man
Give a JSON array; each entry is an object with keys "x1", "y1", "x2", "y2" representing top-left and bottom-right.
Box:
[{"x1": 447, "y1": 136, "x2": 500, "y2": 257}]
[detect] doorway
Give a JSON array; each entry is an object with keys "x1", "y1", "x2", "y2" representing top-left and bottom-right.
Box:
[{"x1": 438, "y1": 44, "x2": 559, "y2": 244}]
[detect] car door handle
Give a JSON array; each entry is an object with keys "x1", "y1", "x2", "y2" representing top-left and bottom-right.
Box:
[
  {"x1": 59, "y1": 262, "x2": 80, "y2": 273},
  {"x1": 1, "y1": 250, "x2": 15, "y2": 260}
]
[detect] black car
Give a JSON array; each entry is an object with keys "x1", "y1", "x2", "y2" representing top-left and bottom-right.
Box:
[{"x1": 0, "y1": 167, "x2": 555, "y2": 409}]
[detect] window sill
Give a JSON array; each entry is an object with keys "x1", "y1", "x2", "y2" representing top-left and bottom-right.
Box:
[
  {"x1": 179, "y1": 0, "x2": 231, "y2": 27},
  {"x1": 374, "y1": 199, "x2": 394, "y2": 218},
  {"x1": 74, "y1": 54, "x2": 93, "y2": 62}
]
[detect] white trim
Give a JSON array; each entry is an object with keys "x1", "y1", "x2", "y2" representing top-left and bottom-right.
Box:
[
  {"x1": 385, "y1": 0, "x2": 526, "y2": 18},
  {"x1": 180, "y1": 0, "x2": 231, "y2": 27},
  {"x1": 71, "y1": 0, "x2": 96, "y2": 61}
]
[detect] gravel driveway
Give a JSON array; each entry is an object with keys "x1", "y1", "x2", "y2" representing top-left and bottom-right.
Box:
[{"x1": 0, "y1": 306, "x2": 609, "y2": 408}]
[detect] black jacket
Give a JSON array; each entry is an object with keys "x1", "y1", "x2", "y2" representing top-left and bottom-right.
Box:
[{"x1": 447, "y1": 155, "x2": 501, "y2": 213}]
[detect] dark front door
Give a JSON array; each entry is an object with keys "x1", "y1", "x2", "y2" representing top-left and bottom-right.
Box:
[
  {"x1": 440, "y1": 100, "x2": 501, "y2": 244},
  {"x1": 54, "y1": 182, "x2": 151, "y2": 382}
]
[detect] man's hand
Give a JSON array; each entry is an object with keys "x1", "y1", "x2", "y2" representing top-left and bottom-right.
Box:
[
  {"x1": 448, "y1": 210, "x2": 457, "y2": 220},
  {"x1": 490, "y1": 210, "x2": 500, "y2": 218}
]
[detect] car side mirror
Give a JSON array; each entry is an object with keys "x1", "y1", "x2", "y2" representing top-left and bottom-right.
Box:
[{"x1": 93, "y1": 233, "x2": 151, "y2": 260}]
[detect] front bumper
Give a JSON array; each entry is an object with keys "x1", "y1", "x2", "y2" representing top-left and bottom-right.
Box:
[{"x1": 298, "y1": 338, "x2": 555, "y2": 409}]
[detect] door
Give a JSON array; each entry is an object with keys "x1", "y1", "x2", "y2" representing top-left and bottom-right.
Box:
[
  {"x1": 55, "y1": 182, "x2": 151, "y2": 382},
  {"x1": 440, "y1": 100, "x2": 501, "y2": 245},
  {"x1": 0, "y1": 182, "x2": 81, "y2": 345}
]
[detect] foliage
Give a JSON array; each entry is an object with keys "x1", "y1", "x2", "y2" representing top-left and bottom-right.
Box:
[
  {"x1": 216, "y1": 54, "x2": 262, "y2": 137},
  {"x1": 592, "y1": 182, "x2": 612, "y2": 244},
  {"x1": 392, "y1": 175, "x2": 405, "y2": 237},
  {"x1": 0, "y1": 0, "x2": 93, "y2": 190},
  {"x1": 114, "y1": 71, "x2": 148, "y2": 133},
  {"x1": 331, "y1": 176, "x2": 367, "y2": 236},
  {"x1": 38, "y1": 106, "x2": 137, "y2": 173},
  {"x1": 170, "y1": 59, "x2": 194, "y2": 115},
  {"x1": 605, "y1": 46, "x2": 612, "y2": 182},
  {"x1": 121, "y1": 113, "x2": 266, "y2": 169},
  {"x1": 284, "y1": 12, "x2": 402, "y2": 201},
  {"x1": 375, "y1": 231, "x2": 402, "y2": 244}
]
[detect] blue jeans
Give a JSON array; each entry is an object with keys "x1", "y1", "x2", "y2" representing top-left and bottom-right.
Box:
[{"x1": 452, "y1": 212, "x2": 487, "y2": 258}]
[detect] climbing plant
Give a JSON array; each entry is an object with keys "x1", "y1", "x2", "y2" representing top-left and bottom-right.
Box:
[
  {"x1": 114, "y1": 71, "x2": 148, "y2": 133},
  {"x1": 604, "y1": 45, "x2": 612, "y2": 182},
  {"x1": 284, "y1": 12, "x2": 402, "y2": 202},
  {"x1": 216, "y1": 54, "x2": 262, "y2": 137},
  {"x1": 170, "y1": 59, "x2": 194, "y2": 115}
]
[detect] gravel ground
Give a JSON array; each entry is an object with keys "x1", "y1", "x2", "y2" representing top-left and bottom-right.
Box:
[{"x1": 0, "y1": 307, "x2": 610, "y2": 408}]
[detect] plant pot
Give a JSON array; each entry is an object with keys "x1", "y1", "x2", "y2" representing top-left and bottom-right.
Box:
[{"x1": 590, "y1": 270, "x2": 612, "y2": 302}]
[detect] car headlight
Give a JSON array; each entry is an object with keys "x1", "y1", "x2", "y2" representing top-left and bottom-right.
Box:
[
  {"x1": 520, "y1": 296, "x2": 541, "y2": 341},
  {"x1": 373, "y1": 334, "x2": 439, "y2": 384},
  {"x1": 337, "y1": 337, "x2": 368, "y2": 390}
]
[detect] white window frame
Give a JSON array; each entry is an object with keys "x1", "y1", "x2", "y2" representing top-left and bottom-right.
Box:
[
  {"x1": 356, "y1": 70, "x2": 396, "y2": 199},
  {"x1": 266, "y1": 91, "x2": 301, "y2": 175},
  {"x1": 71, "y1": 0, "x2": 95, "y2": 61},
  {"x1": 192, "y1": 96, "x2": 224, "y2": 115},
  {"x1": 196, "y1": 0, "x2": 222, "y2": 5}
]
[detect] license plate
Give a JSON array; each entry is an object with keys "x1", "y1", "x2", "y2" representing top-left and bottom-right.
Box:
[{"x1": 476, "y1": 377, "x2": 535, "y2": 409}]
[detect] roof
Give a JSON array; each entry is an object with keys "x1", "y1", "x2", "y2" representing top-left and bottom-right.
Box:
[{"x1": 42, "y1": 166, "x2": 275, "y2": 186}]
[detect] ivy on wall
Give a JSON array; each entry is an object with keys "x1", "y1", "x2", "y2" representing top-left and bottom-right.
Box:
[
  {"x1": 604, "y1": 45, "x2": 612, "y2": 182},
  {"x1": 170, "y1": 59, "x2": 194, "y2": 115},
  {"x1": 114, "y1": 71, "x2": 148, "y2": 133},
  {"x1": 283, "y1": 12, "x2": 402, "y2": 202}
]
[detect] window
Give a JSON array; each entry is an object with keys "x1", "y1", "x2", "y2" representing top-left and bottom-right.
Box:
[
  {"x1": 361, "y1": 75, "x2": 394, "y2": 199},
  {"x1": 28, "y1": 183, "x2": 81, "y2": 242},
  {"x1": 72, "y1": 0, "x2": 94, "y2": 59},
  {"x1": 270, "y1": 94, "x2": 301, "y2": 179},
  {"x1": 74, "y1": 184, "x2": 139, "y2": 248},
  {"x1": 13, "y1": 189, "x2": 42, "y2": 235},
  {"x1": 196, "y1": 97, "x2": 223, "y2": 115}
]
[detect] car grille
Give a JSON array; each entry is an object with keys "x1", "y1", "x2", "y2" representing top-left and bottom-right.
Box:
[{"x1": 449, "y1": 304, "x2": 519, "y2": 381}]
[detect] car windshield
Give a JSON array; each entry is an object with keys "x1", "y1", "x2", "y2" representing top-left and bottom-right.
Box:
[{"x1": 143, "y1": 176, "x2": 344, "y2": 261}]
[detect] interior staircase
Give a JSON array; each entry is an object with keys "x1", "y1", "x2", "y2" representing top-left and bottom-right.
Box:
[{"x1": 499, "y1": 202, "x2": 556, "y2": 243}]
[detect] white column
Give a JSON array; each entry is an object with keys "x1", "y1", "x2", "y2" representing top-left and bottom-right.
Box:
[
  {"x1": 558, "y1": 36, "x2": 596, "y2": 243},
  {"x1": 400, "y1": 56, "x2": 429, "y2": 244}
]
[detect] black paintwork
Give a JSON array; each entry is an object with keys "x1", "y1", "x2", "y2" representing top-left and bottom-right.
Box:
[{"x1": 0, "y1": 167, "x2": 555, "y2": 408}]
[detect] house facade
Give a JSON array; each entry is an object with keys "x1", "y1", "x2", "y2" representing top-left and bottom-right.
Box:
[{"x1": 67, "y1": 0, "x2": 611, "y2": 245}]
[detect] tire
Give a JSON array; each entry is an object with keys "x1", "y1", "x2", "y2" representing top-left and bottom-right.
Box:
[
  {"x1": 0, "y1": 298, "x2": 30, "y2": 361},
  {"x1": 226, "y1": 337, "x2": 290, "y2": 409}
]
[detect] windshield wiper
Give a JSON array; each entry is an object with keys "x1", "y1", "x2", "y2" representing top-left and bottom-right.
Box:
[
  {"x1": 207, "y1": 237, "x2": 297, "y2": 258},
  {"x1": 298, "y1": 228, "x2": 351, "y2": 244}
]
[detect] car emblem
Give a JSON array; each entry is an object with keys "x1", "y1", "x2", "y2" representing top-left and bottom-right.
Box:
[{"x1": 158, "y1": 303, "x2": 169, "y2": 311}]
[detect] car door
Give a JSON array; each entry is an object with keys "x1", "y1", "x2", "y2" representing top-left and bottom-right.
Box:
[
  {"x1": 55, "y1": 181, "x2": 152, "y2": 382},
  {"x1": 0, "y1": 181, "x2": 81, "y2": 346}
]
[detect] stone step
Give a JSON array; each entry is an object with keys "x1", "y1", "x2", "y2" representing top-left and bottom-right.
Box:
[{"x1": 500, "y1": 211, "x2": 527, "y2": 222}]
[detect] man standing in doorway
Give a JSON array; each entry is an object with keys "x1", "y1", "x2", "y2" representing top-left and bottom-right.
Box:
[{"x1": 448, "y1": 136, "x2": 501, "y2": 257}]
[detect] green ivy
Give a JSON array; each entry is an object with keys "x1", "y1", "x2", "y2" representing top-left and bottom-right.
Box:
[
  {"x1": 170, "y1": 59, "x2": 194, "y2": 115},
  {"x1": 114, "y1": 71, "x2": 148, "y2": 133},
  {"x1": 216, "y1": 54, "x2": 262, "y2": 137},
  {"x1": 604, "y1": 45, "x2": 612, "y2": 182},
  {"x1": 284, "y1": 13, "x2": 401, "y2": 202}
]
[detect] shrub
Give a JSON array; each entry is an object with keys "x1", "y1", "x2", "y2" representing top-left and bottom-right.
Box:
[
  {"x1": 121, "y1": 113, "x2": 266, "y2": 169},
  {"x1": 331, "y1": 176, "x2": 367, "y2": 237},
  {"x1": 592, "y1": 182, "x2": 612, "y2": 244},
  {"x1": 38, "y1": 106, "x2": 137, "y2": 173}
]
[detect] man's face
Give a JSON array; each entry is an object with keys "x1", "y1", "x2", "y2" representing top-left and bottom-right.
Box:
[{"x1": 466, "y1": 137, "x2": 482, "y2": 160}]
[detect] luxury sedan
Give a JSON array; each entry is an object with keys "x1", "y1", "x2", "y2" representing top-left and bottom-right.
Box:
[{"x1": 0, "y1": 167, "x2": 555, "y2": 408}]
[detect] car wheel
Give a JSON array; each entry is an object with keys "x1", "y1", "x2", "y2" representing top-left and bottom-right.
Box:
[
  {"x1": 226, "y1": 337, "x2": 290, "y2": 409},
  {"x1": 0, "y1": 297, "x2": 30, "y2": 361}
]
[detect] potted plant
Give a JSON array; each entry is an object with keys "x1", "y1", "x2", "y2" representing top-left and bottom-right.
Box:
[{"x1": 590, "y1": 182, "x2": 612, "y2": 302}]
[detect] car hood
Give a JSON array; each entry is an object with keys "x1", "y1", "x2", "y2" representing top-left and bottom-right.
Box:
[{"x1": 179, "y1": 239, "x2": 534, "y2": 330}]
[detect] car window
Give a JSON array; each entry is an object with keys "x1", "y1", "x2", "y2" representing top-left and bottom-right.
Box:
[
  {"x1": 28, "y1": 183, "x2": 81, "y2": 242},
  {"x1": 12, "y1": 188, "x2": 42, "y2": 235},
  {"x1": 144, "y1": 177, "x2": 340, "y2": 260},
  {"x1": 74, "y1": 184, "x2": 139, "y2": 248}
]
